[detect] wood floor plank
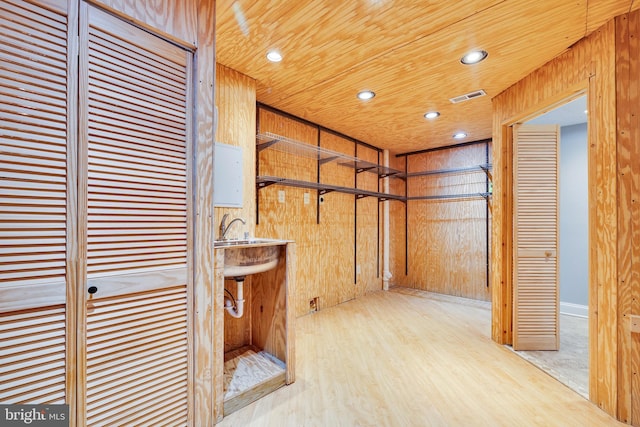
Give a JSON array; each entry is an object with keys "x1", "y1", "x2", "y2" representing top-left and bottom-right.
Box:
[{"x1": 217, "y1": 288, "x2": 624, "y2": 426}]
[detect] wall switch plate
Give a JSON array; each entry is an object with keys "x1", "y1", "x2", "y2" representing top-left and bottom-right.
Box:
[
  {"x1": 303, "y1": 192, "x2": 310, "y2": 205},
  {"x1": 356, "y1": 265, "x2": 361, "y2": 274},
  {"x1": 278, "y1": 190, "x2": 285, "y2": 203}
]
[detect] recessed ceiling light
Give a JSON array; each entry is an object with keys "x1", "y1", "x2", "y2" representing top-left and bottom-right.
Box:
[
  {"x1": 460, "y1": 50, "x2": 488, "y2": 65},
  {"x1": 266, "y1": 50, "x2": 282, "y2": 62},
  {"x1": 424, "y1": 111, "x2": 440, "y2": 119},
  {"x1": 453, "y1": 132, "x2": 467, "y2": 139},
  {"x1": 357, "y1": 90, "x2": 376, "y2": 100}
]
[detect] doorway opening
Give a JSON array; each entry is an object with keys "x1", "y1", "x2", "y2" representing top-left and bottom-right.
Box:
[{"x1": 510, "y1": 95, "x2": 589, "y2": 398}]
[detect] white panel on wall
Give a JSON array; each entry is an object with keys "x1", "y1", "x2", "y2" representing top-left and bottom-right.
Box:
[{"x1": 214, "y1": 142, "x2": 243, "y2": 208}]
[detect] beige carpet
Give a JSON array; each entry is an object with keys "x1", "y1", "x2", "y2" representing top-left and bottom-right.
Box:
[{"x1": 509, "y1": 314, "x2": 589, "y2": 398}]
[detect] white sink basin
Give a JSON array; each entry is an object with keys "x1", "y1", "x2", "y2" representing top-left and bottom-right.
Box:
[{"x1": 214, "y1": 239, "x2": 281, "y2": 278}]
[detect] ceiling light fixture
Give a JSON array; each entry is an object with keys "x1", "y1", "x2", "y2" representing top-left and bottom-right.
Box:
[
  {"x1": 453, "y1": 132, "x2": 467, "y2": 139},
  {"x1": 357, "y1": 90, "x2": 376, "y2": 100},
  {"x1": 460, "y1": 50, "x2": 488, "y2": 65},
  {"x1": 424, "y1": 111, "x2": 440, "y2": 119},
  {"x1": 266, "y1": 50, "x2": 283, "y2": 62}
]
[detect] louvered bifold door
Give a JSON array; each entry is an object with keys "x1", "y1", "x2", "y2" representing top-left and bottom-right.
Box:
[
  {"x1": 79, "y1": 4, "x2": 193, "y2": 426},
  {"x1": 0, "y1": 0, "x2": 74, "y2": 406},
  {"x1": 513, "y1": 124, "x2": 560, "y2": 350}
]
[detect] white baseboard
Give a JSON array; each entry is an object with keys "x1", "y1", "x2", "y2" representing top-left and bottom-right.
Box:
[{"x1": 560, "y1": 301, "x2": 588, "y2": 318}]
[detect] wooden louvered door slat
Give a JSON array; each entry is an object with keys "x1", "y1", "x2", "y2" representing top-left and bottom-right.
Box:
[
  {"x1": 0, "y1": 0, "x2": 73, "y2": 407},
  {"x1": 513, "y1": 124, "x2": 560, "y2": 350},
  {"x1": 79, "y1": 4, "x2": 193, "y2": 426}
]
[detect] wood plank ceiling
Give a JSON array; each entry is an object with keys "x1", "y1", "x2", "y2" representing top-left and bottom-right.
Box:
[{"x1": 215, "y1": 0, "x2": 636, "y2": 153}]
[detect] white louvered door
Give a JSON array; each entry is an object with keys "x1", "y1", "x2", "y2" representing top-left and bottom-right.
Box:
[
  {"x1": 513, "y1": 124, "x2": 560, "y2": 351},
  {"x1": 78, "y1": 4, "x2": 193, "y2": 425},
  {"x1": 0, "y1": 0, "x2": 74, "y2": 406}
]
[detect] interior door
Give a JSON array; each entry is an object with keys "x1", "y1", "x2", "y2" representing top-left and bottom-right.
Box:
[
  {"x1": 78, "y1": 4, "x2": 193, "y2": 425},
  {"x1": 512, "y1": 124, "x2": 560, "y2": 350},
  {"x1": 0, "y1": 0, "x2": 75, "y2": 408}
]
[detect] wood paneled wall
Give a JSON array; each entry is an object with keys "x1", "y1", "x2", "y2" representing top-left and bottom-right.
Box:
[
  {"x1": 317, "y1": 131, "x2": 356, "y2": 308},
  {"x1": 492, "y1": 11, "x2": 640, "y2": 424},
  {"x1": 615, "y1": 11, "x2": 640, "y2": 427},
  {"x1": 254, "y1": 107, "x2": 385, "y2": 317},
  {"x1": 255, "y1": 109, "x2": 323, "y2": 317},
  {"x1": 214, "y1": 64, "x2": 257, "y2": 239},
  {"x1": 392, "y1": 144, "x2": 491, "y2": 302}
]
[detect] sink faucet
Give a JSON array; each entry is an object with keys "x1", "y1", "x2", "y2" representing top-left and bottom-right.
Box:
[{"x1": 219, "y1": 213, "x2": 246, "y2": 240}]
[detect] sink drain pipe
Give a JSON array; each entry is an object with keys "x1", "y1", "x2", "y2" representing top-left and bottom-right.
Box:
[{"x1": 224, "y1": 277, "x2": 245, "y2": 318}]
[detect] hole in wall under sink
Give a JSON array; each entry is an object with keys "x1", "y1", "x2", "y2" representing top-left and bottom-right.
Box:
[{"x1": 309, "y1": 297, "x2": 319, "y2": 313}]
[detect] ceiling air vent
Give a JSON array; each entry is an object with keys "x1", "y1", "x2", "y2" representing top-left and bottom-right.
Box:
[{"x1": 449, "y1": 89, "x2": 487, "y2": 104}]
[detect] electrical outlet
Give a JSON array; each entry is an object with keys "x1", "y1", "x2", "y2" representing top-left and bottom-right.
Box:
[
  {"x1": 303, "y1": 192, "x2": 310, "y2": 205},
  {"x1": 278, "y1": 190, "x2": 285, "y2": 203},
  {"x1": 356, "y1": 265, "x2": 361, "y2": 274}
]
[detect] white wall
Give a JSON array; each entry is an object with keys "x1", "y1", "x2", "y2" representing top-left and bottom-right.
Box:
[{"x1": 559, "y1": 122, "x2": 589, "y2": 309}]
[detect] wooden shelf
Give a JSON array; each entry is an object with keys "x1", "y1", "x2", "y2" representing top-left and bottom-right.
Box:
[
  {"x1": 257, "y1": 132, "x2": 402, "y2": 178},
  {"x1": 257, "y1": 176, "x2": 406, "y2": 202}
]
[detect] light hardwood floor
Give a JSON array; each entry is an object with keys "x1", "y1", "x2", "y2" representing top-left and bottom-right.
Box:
[
  {"x1": 217, "y1": 287, "x2": 623, "y2": 426},
  {"x1": 511, "y1": 314, "x2": 589, "y2": 399}
]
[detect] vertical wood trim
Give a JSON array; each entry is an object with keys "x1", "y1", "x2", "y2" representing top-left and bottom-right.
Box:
[
  {"x1": 66, "y1": 1, "x2": 79, "y2": 424},
  {"x1": 614, "y1": 13, "x2": 631, "y2": 422},
  {"x1": 184, "y1": 43, "x2": 196, "y2": 427},
  {"x1": 405, "y1": 159, "x2": 408, "y2": 276},
  {"x1": 285, "y1": 242, "x2": 296, "y2": 384},
  {"x1": 491, "y1": 124, "x2": 512, "y2": 344},
  {"x1": 194, "y1": 0, "x2": 216, "y2": 425},
  {"x1": 615, "y1": 10, "x2": 640, "y2": 425},
  {"x1": 588, "y1": 72, "x2": 601, "y2": 407},
  {"x1": 212, "y1": 250, "x2": 224, "y2": 422},
  {"x1": 77, "y1": 3, "x2": 90, "y2": 422},
  {"x1": 628, "y1": 13, "x2": 640, "y2": 426},
  {"x1": 354, "y1": 143, "x2": 358, "y2": 289},
  {"x1": 592, "y1": 20, "x2": 619, "y2": 415}
]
